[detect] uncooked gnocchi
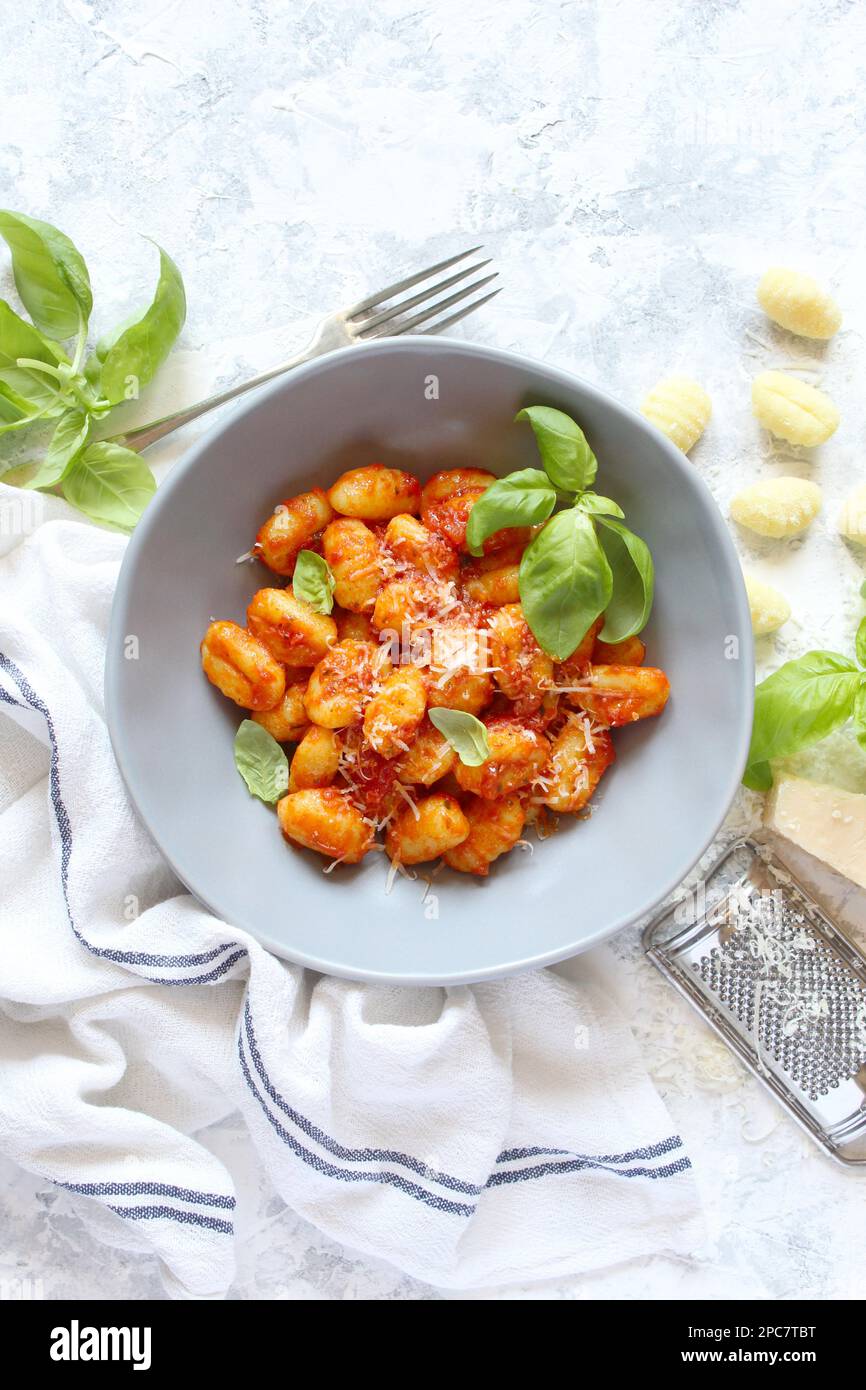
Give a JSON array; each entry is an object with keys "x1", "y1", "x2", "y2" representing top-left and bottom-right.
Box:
[
  {"x1": 640, "y1": 376, "x2": 711, "y2": 453},
  {"x1": 730, "y1": 477, "x2": 823, "y2": 539},
  {"x1": 743, "y1": 573, "x2": 791, "y2": 636},
  {"x1": 757, "y1": 267, "x2": 842, "y2": 340},
  {"x1": 838, "y1": 485, "x2": 866, "y2": 545},
  {"x1": 751, "y1": 371, "x2": 838, "y2": 447}
]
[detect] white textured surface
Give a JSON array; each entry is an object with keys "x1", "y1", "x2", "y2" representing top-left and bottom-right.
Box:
[{"x1": 2, "y1": 0, "x2": 866, "y2": 1300}]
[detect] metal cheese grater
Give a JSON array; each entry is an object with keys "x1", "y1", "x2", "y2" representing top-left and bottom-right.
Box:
[{"x1": 643, "y1": 837, "x2": 866, "y2": 1165}]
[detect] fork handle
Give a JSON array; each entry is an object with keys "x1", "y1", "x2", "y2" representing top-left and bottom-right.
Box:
[{"x1": 102, "y1": 329, "x2": 331, "y2": 453}]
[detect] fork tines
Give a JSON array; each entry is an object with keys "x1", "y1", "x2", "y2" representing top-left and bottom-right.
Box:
[{"x1": 347, "y1": 247, "x2": 500, "y2": 339}]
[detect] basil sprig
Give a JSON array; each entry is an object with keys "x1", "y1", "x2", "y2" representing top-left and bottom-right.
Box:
[
  {"x1": 234, "y1": 720, "x2": 289, "y2": 803},
  {"x1": 744, "y1": 619, "x2": 866, "y2": 790},
  {"x1": 428, "y1": 708, "x2": 490, "y2": 766},
  {"x1": 293, "y1": 550, "x2": 336, "y2": 614},
  {"x1": 0, "y1": 210, "x2": 186, "y2": 530},
  {"x1": 465, "y1": 405, "x2": 654, "y2": 660}
]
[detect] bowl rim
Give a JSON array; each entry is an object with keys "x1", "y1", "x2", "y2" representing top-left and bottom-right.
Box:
[{"x1": 105, "y1": 335, "x2": 754, "y2": 984}]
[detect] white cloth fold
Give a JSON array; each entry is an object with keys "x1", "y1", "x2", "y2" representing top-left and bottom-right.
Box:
[{"x1": 0, "y1": 449, "x2": 701, "y2": 1299}]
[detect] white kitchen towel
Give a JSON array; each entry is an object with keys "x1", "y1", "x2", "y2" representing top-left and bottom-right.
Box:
[{"x1": 0, "y1": 379, "x2": 701, "y2": 1298}]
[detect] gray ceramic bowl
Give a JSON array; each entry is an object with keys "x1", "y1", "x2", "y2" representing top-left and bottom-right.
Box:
[{"x1": 106, "y1": 338, "x2": 753, "y2": 984}]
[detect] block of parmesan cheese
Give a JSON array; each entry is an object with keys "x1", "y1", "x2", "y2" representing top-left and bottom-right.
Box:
[{"x1": 765, "y1": 776, "x2": 866, "y2": 892}]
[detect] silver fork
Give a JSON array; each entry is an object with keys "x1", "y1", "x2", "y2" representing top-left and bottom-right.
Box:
[{"x1": 105, "y1": 248, "x2": 500, "y2": 453}]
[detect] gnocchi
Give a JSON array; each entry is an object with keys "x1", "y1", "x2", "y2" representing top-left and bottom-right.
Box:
[
  {"x1": 541, "y1": 719, "x2": 615, "y2": 814},
  {"x1": 395, "y1": 719, "x2": 457, "y2": 786},
  {"x1": 201, "y1": 621, "x2": 286, "y2": 711},
  {"x1": 486, "y1": 603, "x2": 553, "y2": 714},
  {"x1": 277, "y1": 787, "x2": 374, "y2": 863},
  {"x1": 743, "y1": 573, "x2": 791, "y2": 636},
  {"x1": 254, "y1": 489, "x2": 333, "y2": 576},
  {"x1": 443, "y1": 794, "x2": 526, "y2": 876},
  {"x1": 838, "y1": 485, "x2": 866, "y2": 545},
  {"x1": 327, "y1": 464, "x2": 420, "y2": 520},
  {"x1": 252, "y1": 678, "x2": 309, "y2": 742},
  {"x1": 335, "y1": 609, "x2": 375, "y2": 643},
  {"x1": 461, "y1": 559, "x2": 520, "y2": 605},
  {"x1": 289, "y1": 726, "x2": 342, "y2": 791},
  {"x1": 640, "y1": 377, "x2": 711, "y2": 453},
  {"x1": 751, "y1": 370, "x2": 838, "y2": 447},
  {"x1": 730, "y1": 476, "x2": 823, "y2": 539},
  {"x1": 426, "y1": 666, "x2": 494, "y2": 717},
  {"x1": 757, "y1": 267, "x2": 842, "y2": 340},
  {"x1": 593, "y1": 634, "x2": 646, "y2": 666},
  {"x1": 553, "y1": 616, "x2": 603, "y2": 688},
  {"x1": 385, "y1": 793, "x2": 470, "y2": 865},
  {"x1": 383, "y1": 513, "x2": 459, "y2": 582},
  {"x1": 247, "y1": 588, "x2": 337, "y2": 666},
  {"x1": 322, "y1": 518, "x2": 383, "y2": 612},
  {"x1": 202, "y1": 445, "x2": 671, "y2": 880},
  {"x1": 304, "y1": 639, "x2": 374, "y2": 728},
  {"x1": 371, "y1": 576, "x2": 442, "y2": 635},
  {"x1": 421, "y1": 468, "x2": 524, "y2": 553},
  {"x1": 363, "y1": 664, "x2": 427, "y2": 758},
  {"x1": 567, "y1": 665, "x2": 670, "y2": 727},
  {"x1": 454, "y1": 719, "x2": 549, "y2": 799}
]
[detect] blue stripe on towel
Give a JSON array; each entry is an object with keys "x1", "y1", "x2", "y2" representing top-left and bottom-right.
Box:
[
  {"x1": 58, "y1": 1180, "x2": 235, "y2": 1209},
  {"x1": 106, "y1": 1204, "x2": 233, "y2": 1235}
]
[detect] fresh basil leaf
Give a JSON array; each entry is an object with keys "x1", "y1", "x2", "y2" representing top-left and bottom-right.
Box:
[
  {"x1": 293, "y1": 550, "x2": 336, "y2": 614},
  {"x1": 596, "y1": 516, "x2": 654, "y2": 643},
  {"x1": 856, "y1": 615, "x2": 866, "y2": 669},
  {"x1": 0, "y1": 300, "x2": 70, "y2": 420},
  {"x1": 234, "y1": 719, "x2": 289, "y2": 803},
  {"x1": 577, "y1": 492, "x2": 624, "y2": 519},
  {"x1": 98, "y1": 245, "x2": 186, "y2": 405},
  {"x1": 743, "y1": 760, "x2": 773, "y2": 792},
  {"x1": 0, "y1": 386, "x2": 25, "y2": 426},
  {"x1": 0, "y1": 378, "x2": 64, "y2": 432},
  {"x1": 428, "y1": 708, "x2": 490, "y2": 766},
  {"x1": 518, "y1": 507, "x2": 612, "y2": 660},
  {"x1": 745, "y1": 650, "x2": 861, "y2": 783},
  {"x1": 84, "y1": 311, "x2": 142, "y2": 387},
  {"x1": 0, "y1": 298, "x2": 68, "y2": 373},
  {"x1": 861, "y1": 579, "x2": 866, "y2": 601},
  {"x1": 515, "y1": 405, "x2": 598, "y2": 493},
  {"x1": 854, "y1": 683, "x2": 866, "y2": 753},
  {"x1": 24, "y1": 409, "x2": 91, "y2": 490},
  {"x1": 0, "y1": 366, "x2": 65, "y2": 416},
  {"x1": 465, "y1": 469, "x2": 556, "y2": 557},
  {"x1": 0, "y1": 210, "x2": 92, "y2": 339},
  {"x1": 61, "y1": 442, "x2": 156, "y2": 531}
]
